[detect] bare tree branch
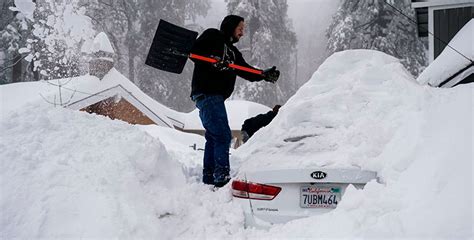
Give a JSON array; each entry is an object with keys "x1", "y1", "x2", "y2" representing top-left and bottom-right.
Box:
[{"x1": 0, "y1": 54, "x2": 27, "y2": 73}]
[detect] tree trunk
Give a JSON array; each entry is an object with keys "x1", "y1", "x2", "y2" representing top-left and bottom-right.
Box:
[{"x1": 12, "y1": 54, "x2": 22, "y2": 82}]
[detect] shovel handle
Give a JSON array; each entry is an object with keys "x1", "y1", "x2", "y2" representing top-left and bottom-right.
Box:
[{"x1": 189, "y1": 53, "x2": 263, "y2": 75}]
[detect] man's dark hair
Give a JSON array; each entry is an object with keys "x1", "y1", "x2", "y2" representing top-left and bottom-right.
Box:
[{"x1": 220, "y1": 15, "x2": 244, "y2": 43}]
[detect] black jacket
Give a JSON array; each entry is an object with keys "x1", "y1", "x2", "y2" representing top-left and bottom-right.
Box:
[
  {"x1": 241, "y1": 110, "x2": 278, "y2": 138},
  {"x1": 190, "y1": 25, "x2": 263, "y2": 99}
]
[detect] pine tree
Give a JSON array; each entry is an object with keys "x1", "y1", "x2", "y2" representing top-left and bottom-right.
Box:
[
  {"x1": 226, "y1": 0, "x2": 297, "y2": 107},
  {"x1": 29, "y1": 0, "x2": 91, "y2": 80},
  {"x1": 1, "y1": 0, "x2": 94, "y2": 83},
  {"x1": 0, "y1": 0, "x2": 34, "y2": 84},
  {"x1": 326, "y1": 0, "x2": 427, "y2": 77}
]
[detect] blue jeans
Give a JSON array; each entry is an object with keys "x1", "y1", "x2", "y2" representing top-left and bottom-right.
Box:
[{"x1": 194, "y1": 95, "x2": 232, "y2": 185}]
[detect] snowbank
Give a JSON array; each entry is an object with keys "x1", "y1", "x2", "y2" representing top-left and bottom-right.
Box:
[
  {"x1": 234, "y1": 49, "x2": 473, "y2": 238},
  {"x1": 0, "y1": 103, "x2": 185, "y2": 238},
  {"x1": 417, "y1": 19, "x2": 474, "y2": 87},
  {"x1": 0, "y1": 101, "x2": 246, "y2": 239},
  {"x1": 138, "y1": 124, "x2": 206, "y2": 180}
]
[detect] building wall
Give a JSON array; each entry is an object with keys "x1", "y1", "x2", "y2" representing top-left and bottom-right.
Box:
[
  {"x1": 81, "y1": 96, "x2": 155, "y2": 125},
  {"x1": 433, "y1": 6, "x2": 473, "y2": 59}
]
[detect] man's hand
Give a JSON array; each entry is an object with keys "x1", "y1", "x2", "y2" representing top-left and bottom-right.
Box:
[
  {"x1": 263, "y1": 66, "x2": 280, "y2": 83},
  {"x1": 211, "y1": 56, "x2": 230, "y2": 71}
]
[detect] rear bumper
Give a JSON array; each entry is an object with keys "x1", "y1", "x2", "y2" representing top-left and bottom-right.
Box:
[
  {"x1": 243, "y1": 211, "x2": 304, "y2": 229},
  {"x1": 234, "y1": 197, "x2": 328, "y2": 229},
  {"x1": 232, "y1": 168, "x2": 378, "y2": 228}
]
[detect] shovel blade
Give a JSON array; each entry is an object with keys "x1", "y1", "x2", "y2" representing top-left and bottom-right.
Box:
[{"x1": 145, "y1": 19, "x2": 198, "y2": 74}]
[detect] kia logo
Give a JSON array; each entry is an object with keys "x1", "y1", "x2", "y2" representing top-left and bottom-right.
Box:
[{"x1": 311, "y1": 171, "x2": 327, "y2": 180}]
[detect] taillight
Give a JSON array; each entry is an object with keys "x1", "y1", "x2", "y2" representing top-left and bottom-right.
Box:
[{"x1": 231, "y1": 180, "x2": 281, "y2": 200}]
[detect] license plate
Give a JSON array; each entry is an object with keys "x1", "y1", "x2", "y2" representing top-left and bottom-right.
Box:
[{"x1": 300, "y1": 186, "x2": 341, "y2": 208}]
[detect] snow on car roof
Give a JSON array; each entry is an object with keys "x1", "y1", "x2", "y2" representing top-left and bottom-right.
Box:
[{"x1": 233, "y1": 49, "x2": 423, "y2": 174}]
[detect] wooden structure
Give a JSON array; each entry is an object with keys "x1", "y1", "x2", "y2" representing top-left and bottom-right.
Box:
[
  {"x1": 67, "y1": 85, "x2": 174, "y2": 128},
  {"x1": 65, "y1": 32, "x2": 175, "y2": 128},
  {"x1": 82, "y1": 96, "x2": 155, "y2": 125}
]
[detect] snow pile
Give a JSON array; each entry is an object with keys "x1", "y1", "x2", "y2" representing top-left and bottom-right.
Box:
[
  {"x1": 0, "y1": 104, "x2": 186, "y2": 238},
  {"x1": 0, "y1": 102, "x2": 247, "y2": 239},
  {"x1": 138, "y1": 125, "x2": 206, "y2": 180},
  {"x1": 417, "y1": 19, "x2": 473, "y2": 87},
  {"x1": 235, "y1": 49, "x2": 422, "y2": 173},
  {"x1": 234, "y1": 50, "x2": 473, "y2": 238}
]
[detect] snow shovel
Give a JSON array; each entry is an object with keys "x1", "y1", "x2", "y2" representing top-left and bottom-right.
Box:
[{"x1": 145, "y1": 19, "x2": 263, "y2": 75}]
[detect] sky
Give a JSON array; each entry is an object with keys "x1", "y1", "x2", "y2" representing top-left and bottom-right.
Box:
[{"x1": 287, "y1": 0, "x2": 341, "y2": 86}]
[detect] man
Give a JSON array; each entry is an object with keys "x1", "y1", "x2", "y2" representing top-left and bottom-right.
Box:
[
  {"x1": 241, "y1": 105, "x2": 281, "y2": 143},
  {"x1": 190, "y1": 15, "x2": 280, "y2": 187}
]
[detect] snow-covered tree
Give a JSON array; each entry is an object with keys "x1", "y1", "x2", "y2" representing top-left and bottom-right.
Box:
[
  {"x1": 0, "y1": 0, "x2": 35, "y2": 84},
  {"x1": 226, "y1": 0, "x2": 297, "y2": 107},
  {"x1": 1, "y1": 0, "x2": 94, "y2": 83},
  {"x1": 29, "y1": 0, "x2": 93, "y2": 79},
  {"x1": 326, "y1": 0, "x2": 427, "y2": 77}
]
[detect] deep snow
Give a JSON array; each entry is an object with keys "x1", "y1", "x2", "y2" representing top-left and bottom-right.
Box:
[
  {"x1": 0, "y1": 103, "x2": 245, "y2": 239},
  {"x1": 1, "y1": 50, "x2": 472, "y2": 239},
  {"x1": 234, "y1": 50, "x2": 473, "y2": 238}
]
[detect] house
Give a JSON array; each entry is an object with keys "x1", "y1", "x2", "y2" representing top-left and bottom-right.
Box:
[
  {"x1": 411, "y1": 0, "x2": 473, "y2": 62},
  {"x1": 64, "y1": 32, "x2": 177, "y2": 128},
  {"x1": 411, "y1": 1, "x2": 473, "y2": 87}
]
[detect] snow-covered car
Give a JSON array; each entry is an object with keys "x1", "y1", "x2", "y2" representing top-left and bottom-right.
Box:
[
  {"x1": 231, "y1": 168, "x2": 376, "y2": 227},
  {"x1": 230, "y1": 50, "x2": 411, "y2": 228}
]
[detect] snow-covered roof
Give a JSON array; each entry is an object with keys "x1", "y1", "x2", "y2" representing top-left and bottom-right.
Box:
[
  {"x1": 68, "y1": 69, "x2": 179, "y2": 127},
  {"x1": 183, "y1": 100, "x2": 271, "y2": 130},
  {"x1": 0, "y1": 68, "x2": 178, "y2": 128},
  {"x1": 417, "y1": 19, "x2": 474, "y2": 87}
]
